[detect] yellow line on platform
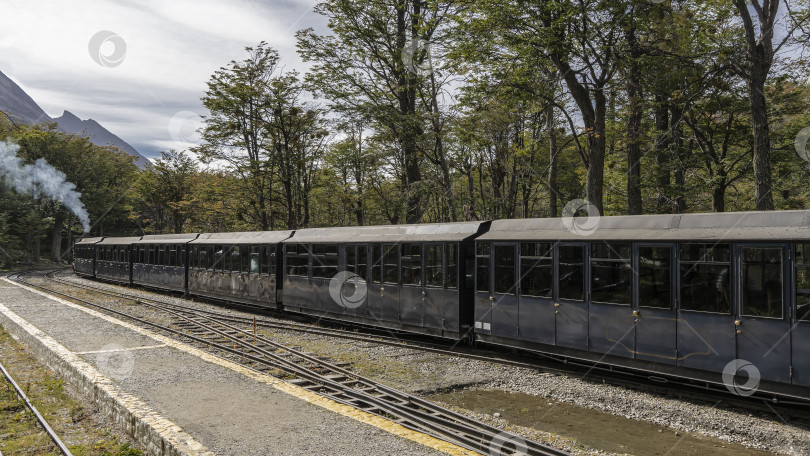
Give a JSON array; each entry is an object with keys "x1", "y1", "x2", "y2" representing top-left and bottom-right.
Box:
[{"x1": 0, "y1": 278, "x2": 480, "y2": 456}]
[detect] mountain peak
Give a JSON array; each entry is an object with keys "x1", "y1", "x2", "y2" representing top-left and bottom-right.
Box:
[
  {"x1": 0, "y1": 69, "x2": 149, "y2": 167},
  {"x1": 0, "y1": 70, "x2": 50, "y2": 125},
  {"x1": 58, "y1": 110, "x2": 80, "y2": 121}
]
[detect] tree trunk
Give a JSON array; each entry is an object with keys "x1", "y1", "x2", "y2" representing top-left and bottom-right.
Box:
[
  {"x1": 733, "y1": 0, "x2": 777, "y2": 211},
  {"x1": 552, "y1": 56, "x2": 605, "y2": 213},
  {"x1": 547, "y1": 105, "x2": 559, "y2": 217},
  {"x1": 587, "y1": 89, "x2": 606, "y2": 214},
  {"x1": 748, "y1": 75, "x2": 774, "y2": 210},
  {"x1": 397, "y1": 0, "x2": 422, "y2": 223},
  {"x1": 625, "y1": 47, "x2": 643, "y2": 215},
  {"x1": 713, "y1": 177, "x2": 727, "y2": 212},
  {"x1": 654, "y1": 95, "x2": 671, "y2": 213},
  {"x1": 50, "y1": 210, "x2": 65, "y2": 262},
  {"x1": 670, "y1": 105, "x2": 687, "y2": 213}
]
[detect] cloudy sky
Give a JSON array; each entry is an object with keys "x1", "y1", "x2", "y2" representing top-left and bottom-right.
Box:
[{"x1": 0, "y1": 0, "x2": 327, "y2": 160}]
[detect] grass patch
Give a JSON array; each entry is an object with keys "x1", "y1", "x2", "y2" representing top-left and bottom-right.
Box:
[{"x1": 0, "y1": 328, "x2": 143, "y2": 455}]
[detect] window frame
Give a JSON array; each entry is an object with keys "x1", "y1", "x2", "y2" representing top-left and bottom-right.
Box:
[
  {"x1": 519, "y1": 242, "x2": 553, "y2": 299},
  {"x1": 590, "y1": 242, "x2": 633, "y2": 306},
  {"x1": 794, "y1": 243, "x2": 810, "y2": 323},
  {"x1": 635, "y1": 243, "x2": 675, "y2": 310},
  {"x1": 678, "y1": 242, "x2": 733, "y2": 315},
  {"x1": 737, "y1": 243, "x2": 786, "y2": 320},
  {"x1": 556, "y1": 243, "x2": 587, "y2": 302}
]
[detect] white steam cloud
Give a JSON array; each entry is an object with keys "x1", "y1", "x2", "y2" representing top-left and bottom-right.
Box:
[{"x1": 0, "y1": 140, "x2": 91, "y2": 232}]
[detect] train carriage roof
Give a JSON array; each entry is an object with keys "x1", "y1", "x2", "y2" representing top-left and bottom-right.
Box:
[
  {"x1": 190, "y1": 231, "x2": 293, "y2": 244},
  {"x1": 477, "y1": 210, "x2": 810, "y2": 241},
  {"x1": 98, "y1": 237, "x2": 142, "y2": 245},
  {"x1": 134, "y1": 233, "x2": 200, "y2": 244},
  {"x1": 288, "y1": 222, "x2": 487, "y2": 243},
  {"x1": 74, "y1": 237, "x2": 103, "y2": 245}
]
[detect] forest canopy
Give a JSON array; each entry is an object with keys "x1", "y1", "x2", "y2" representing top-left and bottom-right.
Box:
[{"x1": 2, "y1": 0, "x2": 810, "y2": 265}]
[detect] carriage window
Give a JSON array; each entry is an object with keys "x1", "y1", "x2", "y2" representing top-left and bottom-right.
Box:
[
  {"x1": 447, "y1": 244, "x2": 458, "y2": 289},
  {"x1": 312, "y1": 244, "x2": 338, "y2": 278},
  {"x1": 344, "y1": 244, "x2": 356, "y2": 274},
  {"x1": 157, "y1": 246, "x2": 165, "y2": 266},
  {"x1": 401, "y1": 244, "x2": 422, "y2": 286},
  {"x1": 425, "y1": 244, "x2": 443, "y2": 288},
  {"x1": 226, "y1": 246, "x2": 237, "y2": 272},
  {"x1": 521, "y1": 243, "x2": 553, "y2": 298},
  {"x1": 250, "y1": 246, "x2": 260, "y2": 273},
  {"x1": 493, "y1": 245, "x2": 516, "y2": 295},
  {"x1": 476, "y1": 242, "x2": 490, "y2": 293},
  {"x1": 266, "y1": 246, "x2": 276, "y2": 276},
  {"x1": 357, "y1": 245, "x2": 368, "y2": 280},
  {"x1": 372, "y1": 244, "x2": 382, "y2": 284},
  {"x1": 383, "y1": 244, "x2": 399, "y2": 284},
  {"x1": 198, "y1": 246, "x2": 207, "y2": 270},
  {"x1": 679, "y1": 243, "x2": 731, "y2": 313},
  {"x1": 210, "y1": 245, "x2": 222, "y2": 270},
  {"x1": 591, "y1": 243, "x2": 632, "y2": 305},
  {"x1": 170, "y1": 246, "x2": 177, "y2": 267},
  {"x1": 178, "y1": 244, "x2": 185, "y2": 267},
  {"x1": 558, "y1": 245, "x2": 585, "y2": 301},
  {"x1": 741, "y1": 247, "x2": 783, "y2": 318},
  {"x1": 796, "y1": 244, "x2": 810, "y2": 321},
  {"x1": 286, "y1": 244, "x2": 310, "y2": 277},
  {"x1": 239, "y1": 245, "x2": 249, "y2": 273},
  {"x1": 638, "y1": 246, "x2": 672, "y2": 309}
]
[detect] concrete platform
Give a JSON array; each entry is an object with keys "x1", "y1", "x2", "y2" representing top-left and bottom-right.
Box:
[{"x1": 0, "y1": 278, "x2": 473, "y2": 456}]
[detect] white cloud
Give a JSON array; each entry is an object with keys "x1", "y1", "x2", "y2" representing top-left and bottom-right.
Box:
[{"x1": 0, "y1": 0, "x2": 325, "y2": 158}]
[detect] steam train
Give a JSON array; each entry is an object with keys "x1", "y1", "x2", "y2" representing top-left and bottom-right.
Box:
[{"x1": 73, "y1": 210, "x2": 810, "y2": 400}]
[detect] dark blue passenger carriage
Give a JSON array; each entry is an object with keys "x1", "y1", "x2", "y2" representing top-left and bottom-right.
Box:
[
  {"x1": 73, "y1": 237, "x2": 102, "y2": 278},
  {"x1": 188, "y1": 231, "x2": 292, "y2": 308},
  {"x1": 96, "y1": 237, "x2": 141, "y2": 284},
  {"x1": 132, "y1": 233, "x2": 199, "y2": 293},
  {"x1": 475, "y1": 210, "x2": 810, "y2": 398},
  {"x1": 283, "y1": 222, "x2": 488, "y2": 339}
]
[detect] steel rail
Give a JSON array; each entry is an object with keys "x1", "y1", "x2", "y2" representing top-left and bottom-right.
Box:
[
  {"x1": 0, "y1": 358, "x2": 74, "y2": 456},
  {"x1": 43, "y1": 269, "x2": 810, "y2": 413},
  {"x1": 18, "y1": 270, "x2": 569, "y2": 456}
]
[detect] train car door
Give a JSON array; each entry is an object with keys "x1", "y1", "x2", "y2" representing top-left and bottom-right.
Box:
[
  {"x1": 735, "y1": 244, "x2": 791, "y2": 383},
  {"x1": 633, "y1": 244, "x2": 677, "y2": 364},
  {"x1": 367, "y1": 244, "x2": 385, "y2": 323},
  {"x1": 400, "y1": 243, "x2": 424, "y2": 326},
  {"x1": 588, "y1": 243, "x2": 635, "y2": 359},
  {"x1": 380, "y1": 244, "x2": 401, "y2": 323},
  {"x1": 555, "y1": 243, "x2": 589, "y2": 350},
  {"x1": 474, "y1": 242, "x2": 493, "y2": 335},
  {"x1": 517, "y1": 242, "x2": 555, "y2": 345},
  {"x1": 791, "y1": 243, "x2": 810, "y2": 386},
  {"x1": 490, "y1": 243, "x2": 519, "y2": 339},
  {"x1": 677, "y1": 243, "x2": 736, "y2": 372}
]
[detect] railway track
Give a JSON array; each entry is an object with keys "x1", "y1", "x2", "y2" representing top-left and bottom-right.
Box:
[
  {"x1": 0, "y1": 357, "x2": 74, "y2": 456},
  {"x1": 39, "y1": 269, "x2": 810, "y2": 415},
  {"x1": 17, "y1": 268, "x2": 810, "y2": 419},
  {"x1": 10, "y1": 269, "x2": 569, "y2": 456}
]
